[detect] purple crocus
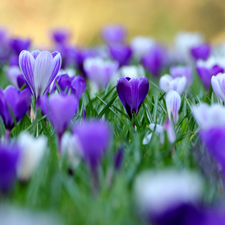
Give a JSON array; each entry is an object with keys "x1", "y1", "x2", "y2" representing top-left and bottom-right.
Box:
[
  {"x1": 40, "y1": 94, "x2": 78, "y2": 154},
  {"x1": 109, "y1": 44, "x2": 132, "y2": 67},
  {"x1": 0, "y1": 143, "x2": 19, "y2": 193},
  {"x1": 196, "y1": 56, "x2": 224, "y2": 90},
  {"x1": 83, "y1": 57, "x2": 118, "y2": 89},
  {"x1": 9, "y1": 38, "x2": 31, "y2": 56},
  {"x1": 51, "y1": 28, "x2": 71, "y2": 44},
  {"x1": 117, "y1": 77, "x2": 149, "y2": 119},
  {"x1": 211, "y1": 73, "x2": 225, "y2": 102},
  {"x1": 141, "y1": 44, "x2": 167, "y2": 77},
  {"x1": 101, "y1": 25, "x2": 126, "y2": 44},
  {"x1": 170, "y1": 66, "x2": 193, "y2": 87},
  {"x1": 190, "y1": 43, "x2": 211, "y2": 61},
  {"x1": 114, "y1": 147, "x2": 124, "y2": 171},
  {"x1": 73, "y1": 120, "x2": 112, "y2": 170},
  {"x1": 50, "y1": 74, "x2": 86, "y2": 99},
  {"x1": 0, "y1": 86, "x2": 31, "y2": 134},
  {"x1": 19, "y1": 50, "x2": 62, "y2": 103}
]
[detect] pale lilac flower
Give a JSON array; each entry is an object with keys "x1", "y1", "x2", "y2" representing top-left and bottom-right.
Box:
[
  {"x1": 211, "y1": 73, "x2": 225, "y2": 102},
  {"x1": 166, "y1": 90, "x2": 181, "y2": 123},
  {"x1": 119, "y1": 65, "x2": 145, "y2": 79},
  {"x1": 160, "y1": 75, "x2": 187, "y2": 95},
  {"x1": 19, "y1": 50, "x2": 62, "y2": 101}
]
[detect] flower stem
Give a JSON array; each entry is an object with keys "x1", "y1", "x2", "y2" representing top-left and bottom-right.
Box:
[
  {"x1": 58, "y1": 134, "x2": 62, "y2": 155},
  {"x1": 90, "y1": 167, "x2": 100, "y2": 196},
  {"x1": 5, "y1": 129, "x2": 11, "y2": 140}
]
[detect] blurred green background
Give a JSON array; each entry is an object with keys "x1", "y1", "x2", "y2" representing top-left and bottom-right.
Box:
[{"x1": 0, "y1": 0, "x2": 225, "y2": 45}]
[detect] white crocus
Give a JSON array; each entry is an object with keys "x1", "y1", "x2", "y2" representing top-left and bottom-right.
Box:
[
  {"x1": 134, "y1": 169, "x2": 203, "y2": 215},
  {"x1": 211, "y1": 73, "x2": 225, "y2": 102},
  {"x1": 160, "y1": 74, "x2": 186, "y2": 95},
  {"x1": 61, "y1": 132, "x2": 81, "y2": 169},
  {"x1": 17, "y1": 132, "x2": 47, "y2": 180},
  {"x1": 119, "y1": 65, "x2": 145, "y2": 79},
  {"x1": 142, "y1": 124, "x2": 163, "y2": 145},
  {"x1": 130, "y1": 36, "x2": 155, "y2": 59},
  {"x1": 192, "y1": 103, "x2": 225, "y2": 130},
  {"x1": 166, "y1": 90, "x2": 181, "y2": 123}
]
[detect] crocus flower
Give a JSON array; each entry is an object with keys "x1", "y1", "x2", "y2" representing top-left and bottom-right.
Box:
[
  {"x1": 190, "y1": 43, "x2": 211, "y2": 61},
  {"x1": 9, "y1": 38, "x2": 31, "y2": 56},
  {"x1": 109, "y1": 44, "x2": 132, "y2": 67},
  {"x1": 119, "y1": 65, "x2": 145, "y2": 79},
  {"x1": 117, "y1": 77, "x2": 149, "y2": 119},
  {"x1": 0, "y1": 86, "x2": 31, "y2": 132},
  {"x1": 17, "y1": 132, "x2": 47, "y2": 180},
  {"x1": 101, "y1": 25, "x2": 126, "y2": 44},
  {"x1": 166, "y1": 90, "x2": 181, "y2": 123},
  {"x1": 114, "y1": 147, "x2": 124, "y2": 171},
  {"x1": 141, "y1": 44, "x2": 167, "y2": 77},
  {"x1": 19, "y1": 50, "x2": 62, "y2": 103},
  {"x1": 6, "y1": 66, "x2": 23, "y2": 89},
  {"x1": 211, "y1": 73, "x2": 225, "y2": 102},
  {"x1": 130, "y1": 36, "x2": 155, "y2": 59},
  {"x1": 40, "y1": 94, "x2": 78, "y2": 154},
  {"x1": 134, "y1": 170, "x2": 203, "y2": 225},
  {"x1": 83, "y1": 57, "x2": 118, "y2": 89},
  {"x1": 50, "y1": 74, "x2": 86, "y2": 99},
  {"x1": 160, "y1": 75, "x2": 187, "y2": 95},
  {"x1": 196, "y1": 56, "x2": 224, "y2": 90},
  {"x1": 0, "y1": 143, "x2": 19, "y2": 193},
  {"x1": 73, "y1": 120, "x2": 112, "y2": 170},
  {"x1": 170, "y1": 66, "x2": 193, "y2": 87},
  {"x1": 51, "y1": 28, "x2": 71, "y2": 44}
]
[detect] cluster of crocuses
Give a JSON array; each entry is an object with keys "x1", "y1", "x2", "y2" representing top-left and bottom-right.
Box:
[{"x1": 1, "y1": 24, "x2": 225, "y2": 225}]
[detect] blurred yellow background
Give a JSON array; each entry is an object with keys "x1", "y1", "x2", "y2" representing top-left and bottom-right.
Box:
[{"x1": 0, "y1": 0, "x2": 225, "y2": 46}]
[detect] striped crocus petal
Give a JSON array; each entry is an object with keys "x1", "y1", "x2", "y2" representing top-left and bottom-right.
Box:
[
  {"x1": 166, "y1": 90, "x2": 181, "y2": 123},
  {"x1": 19, "y1": 50, "x2": 35, "y2": 97},
  {"x1": 33, "y1": 51, "x2": 61, "y2": 99}
]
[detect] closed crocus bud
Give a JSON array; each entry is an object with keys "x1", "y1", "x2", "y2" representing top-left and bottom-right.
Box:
[
  {"x1": 40, "y1": 94, "x2": 78, "y2": 154},
  {"x1": 101, "y1": 24, "x2": 126, "y2": 44},
  {"x1": 83, "y1": 57, "x2": 118, "y2": 89},
  {"x1": 6, "y1": 66, "x2": 22, "y2": 89},
  {"x1": 19, "y1": 50, "x2": 62, "y2": 102},
  {"x1": 166, "y1": 90, "x2": 181, "y2": 123},
  {"x1": 114, "y1": 147, "x2": 124, "y2": 171},
  {"x1": 192, "y1": 103, "x2": 225, "y2": 130},
  {"x1": 17, "y1": 132, "x2": 47, "y2": 180},
  {"x1": 117, "y1": 77, "x2": 149, "y2": 119},
  {"x1": 196, "y1": 56, "x2": 224, "y2": 90},
  {"x1": 50, "y1": 74, "x2": 86, "y2": 99},
  {"x1": 0, "y1": 86, "x2": 31, "y2": 132},
  {"x1": 130, "y1": 36, "x2": 155, "y2": 60},
  {"x1": 141, "y1": 44, "x2": 167, "y2": 77},
  {"x1": 160, "y1": 74, "x2": 187, "y2": 95},
  {"x1": 51, "y1": 28, "x2": 71, "y2": 44},
  {"x1": 211, "y1": 73, "x2": 225, "y2": 102},
  {"x1": 134, "y1": 170, "x2": 203, "y2": 225},
  {"x1": 0, "y1": 143, "x2": 19, "y2": 193},
  {"x1": 190, "y1": 43, "x2": 211, "y2": 61},
  {"x1": 170, "y1": 66, "x2": 193, "y2": 87},
  {"x1": 73, "y1": 120, "x2": 112, "y2": 170},
  {"x1": 109, "y1": 44, "x2": 132, "y2": 67}
]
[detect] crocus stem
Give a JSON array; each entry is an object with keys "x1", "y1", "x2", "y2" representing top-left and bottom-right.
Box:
[
  {"x1": 58, "y1": 134, "x2": 62, "y2": 155},
  {"x1": 90, "y1": 167, "x2": 100, "y2": 196},
  {"x1": 5, "y1": 129, "x2": 11, "y2": 140}
]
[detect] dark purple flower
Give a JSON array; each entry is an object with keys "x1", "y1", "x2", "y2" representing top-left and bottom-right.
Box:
[
  {"x1": 19, "y1": 50, "x2": 62, "y2": 101},
  {"x1": 40, "y1": 94, "x2": 78, "y2": 153},
  {"x1": 170, "y1": 66, "x2": 193, "y2": 87},
  {"x1": 0, "y1": 86, "x2": 31, "y2": 130},
  {"x1": 51, "y1": 28, "x2": 71, "y2": 44},
  {"x1": 117, "y1": 77, "x2": 149, "y2": 119},
  {"x1": 9, "y1": 38, "x2": 31, "y2": 56},
  {"x1": 101, "y1": 25, "x2": 126, "y2": 44},
  {"x1": 190, "y1": 43, "x2": 211, "y2": 61},
  {"x1": 141, "y1": 44, "x2": 167, "y2": 77},
  {"x1": 114, "y1": 147, "x2": 123, "y2": 171},
  {"x1": 196, "y1": 59, "x2": 224, "y2": 90},
  {"x1": 50, "y1": 74, "x2": 86, "y2": 99},
  {"x1": 0, "y1": 143, "x2": 19, "y2": 193},
  {"x1": 73, "y1": 120, "x2": 112, "y2": 170},
  {"x1": 109, "y1": 44, "x2": 132, "y2": 67}
]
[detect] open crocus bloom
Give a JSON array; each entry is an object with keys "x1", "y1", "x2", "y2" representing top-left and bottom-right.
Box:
[
  {"x1": 190, "y1": 43, "x2": 211, "y2": 61},
  {"x1": 19, "y1": 50, "x2": 62, "y2": 102},
  {"x1": 160, "y1": 74, "x2": 187, "y2": 95},
  {"x1": 211, "y1": 73, "x2": 225, "y2": 102},
  {"x1": 117, "y1": 77, "x2": 149, "y2": 119},
  {"x1": 166, "y1": 90, "x2": 181, "y2": 123}
]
